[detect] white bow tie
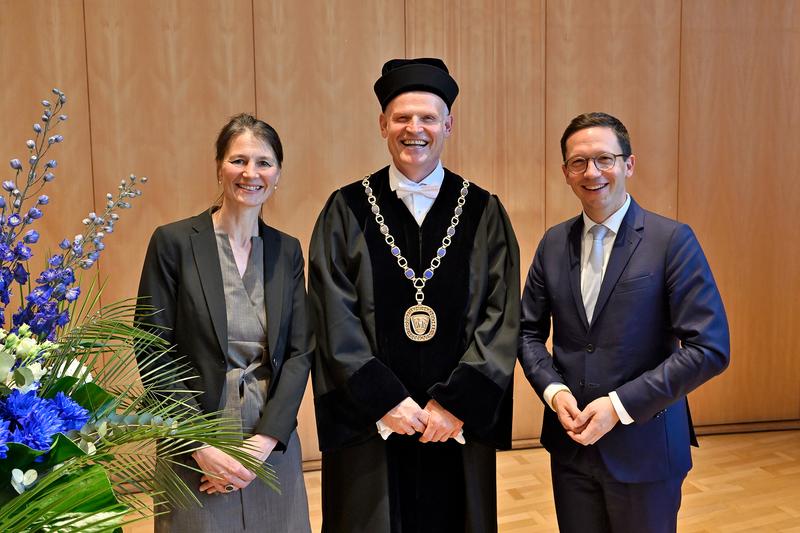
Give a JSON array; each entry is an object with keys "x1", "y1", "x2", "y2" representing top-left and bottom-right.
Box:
[{"x1": 395, "y1": 182, "x2": 441, "y2": 200}]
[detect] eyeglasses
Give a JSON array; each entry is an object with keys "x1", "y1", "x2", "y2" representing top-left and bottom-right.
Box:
[{"x1": 564, "y1": 153, "x2": 627, "y2": 174}]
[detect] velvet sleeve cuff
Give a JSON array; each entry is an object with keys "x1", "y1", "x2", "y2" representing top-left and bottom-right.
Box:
[
  {"x1": 428, "y1": 363, "x2": 505, "y2": 431},
  {"x1": 347, "y1": 358, "x2": 409, "y2": 422}
]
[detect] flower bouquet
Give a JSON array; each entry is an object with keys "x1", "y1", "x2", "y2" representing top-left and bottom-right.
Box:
[{"x1": 0, "y1": 90, "x2": 276, "y2": 532}]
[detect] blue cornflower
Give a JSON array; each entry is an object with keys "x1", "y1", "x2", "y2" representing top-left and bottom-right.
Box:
[
  {"x1": 2, "y1": 180, "x2": 15, "y2": 191},
  {"x1": 27, "y1": 208, "x2": 42, "y2": 220},
  {"x1": 51, "y1": 393, "x2": 89, "y2": 432},
  {"x1": 1, "y1": 389, "x2": 44, "y2": 423},
  {"x1": 0, "y1": 419, "x2": 10, "y2": 459},
  {"x1": 9, "y1": 401, "x2": 63, "y2": 453},
  {"x1": 37, "y1": 195, "x2": 49, "y2": 205},
  {"x1": 7, "y1": 214, "x2": 21, "y2": 227},
  {"x1": 58, "y1": 239, "x2": 69, "y2": 250},
  {"x1": 13, "y1": 263, "x2": 28, "y2": 284},
  {"x1": 48, "y1": 254, "x2": 63, "y2": 267},
  {"x1": 0, "y1": 197, "x2": 5, "y2": 209}
]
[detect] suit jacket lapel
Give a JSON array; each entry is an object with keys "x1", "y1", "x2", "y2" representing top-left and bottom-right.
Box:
[
  {"x1": 591, "y1": 199, "x2": 644, "y2": 326},
  {"x1": 190, "y1": 211, "x2": 228, "y2": 356},
  {"x1": 260, "y1": 222, "x2": 283, "y2": 361},
  {"x1": 566, "y1": 217, "x2": 590, "y2": 329}
]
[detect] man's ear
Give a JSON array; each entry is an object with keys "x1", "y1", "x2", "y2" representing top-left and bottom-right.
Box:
[
  {"x1": 379, "y1": 113, "x2": 389, "y2": 139},
  {"x1": 625, "y1": 154, "x2": 636, "y2": 177},
  {"x1": 443, "y1": 113, "x2": 453, "y2": 138}
]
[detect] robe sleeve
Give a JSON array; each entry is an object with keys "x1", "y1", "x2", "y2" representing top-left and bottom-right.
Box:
[
  {"x1": 427, "y1": 195, "x2": 520, "y2": 433},
  {"x1": 255, "y1": 239, "x2": 314, "y2": 447},
  {"x1": 135, "y1": 225, "x2": 201, "y2": 412},
  {"x1": 309, "y1": 191, "x2": 410, "y2": 424}
]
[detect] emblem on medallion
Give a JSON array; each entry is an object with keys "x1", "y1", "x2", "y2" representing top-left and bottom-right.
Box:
[{"x1": 404, "y1": 305, "x2": 437, "y2": 342}]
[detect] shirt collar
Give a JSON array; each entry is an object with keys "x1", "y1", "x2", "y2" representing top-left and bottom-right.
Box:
[
  {"x1": 388, "y1": 161, "x2": 444, "y2": 192},
  {"x1": 582, "y1": 194, "x2": 631, "y2": 238}
]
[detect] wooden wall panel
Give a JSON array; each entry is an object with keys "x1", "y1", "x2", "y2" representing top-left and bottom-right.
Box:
[
  {"x1": 680, "y1": 0, "x2": 800, "y2": 424},
  {"x1": 83, "y1": 0, "x2": 256, "y2": 305},
  {"x1": 0, "y1": 0, "x2": 95, "y2": 321},
  {"x1": 405, "y1": 0, "x2": 546, "y2": 442},
  {"x1": 254, "y1": 0, "x2": 406, "y2": 460},
  {"x1": 545, "y1": 0, "x2": 681, "y2": 226},
  {"x1": 1, "y1": 0, "x2": 796, "y2": 467}
]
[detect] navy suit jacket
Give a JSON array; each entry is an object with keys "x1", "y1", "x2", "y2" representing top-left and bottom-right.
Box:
[{"x1": 519, "y1": 198, "x2": 729, "y2": 483}]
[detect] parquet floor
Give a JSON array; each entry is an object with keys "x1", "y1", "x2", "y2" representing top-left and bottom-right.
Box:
[{"x1": 127, "y1": 430, "x2": 800, "y2": 532}]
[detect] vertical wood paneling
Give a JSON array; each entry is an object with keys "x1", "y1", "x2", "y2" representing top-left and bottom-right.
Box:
[
  {"x1": 405, "y1": 0, "x2": 546, "y2": 441},
  {"x1": 0, "y1": 0, "x2": 796, "y2": 467},
  {"x1": 546, "y1": 0, "x2": 681, "y2": 226},
  {"x1": 680, "y1": 0, "x2": 800, "y2": 424},
  {"x1": 254, "y1": 0, "x2": 406, "y2": 460},
  {"x1": 0, "y1": 0, "x2": 94, "y2": 322},
  {"x1": 83, "y1": 0, "x2": 256, "y2": 306}
]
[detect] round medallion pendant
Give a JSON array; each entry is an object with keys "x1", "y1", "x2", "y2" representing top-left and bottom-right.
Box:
[{"x1": 404, "y1": 304, "x2": 437, "y2": 342}]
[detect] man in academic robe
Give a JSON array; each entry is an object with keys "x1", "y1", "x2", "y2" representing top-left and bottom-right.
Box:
[
  {"x1": 309, "y1": 58, "x2": 520, "y2": 533},
  {"x1": 518, "y1": 112, "x2": 730, "y2": 533}
]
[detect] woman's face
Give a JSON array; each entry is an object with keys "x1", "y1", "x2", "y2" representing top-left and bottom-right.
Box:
[{"x1": 217, "y1": 130, "x2": 280, "y2": 210}]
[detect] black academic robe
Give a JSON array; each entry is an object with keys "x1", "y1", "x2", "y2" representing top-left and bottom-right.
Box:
[{"x1": 309, "y1": 167, "x2": 520, "y2": 533}]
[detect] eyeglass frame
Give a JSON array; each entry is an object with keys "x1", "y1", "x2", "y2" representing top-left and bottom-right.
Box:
[{"x1": 563, "y1": 152, "x2": 630, "y2": 175}]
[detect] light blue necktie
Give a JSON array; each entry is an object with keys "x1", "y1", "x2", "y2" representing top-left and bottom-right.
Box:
[{"x1": 583, "y1": 224, "x2": 609, "y2": 322}]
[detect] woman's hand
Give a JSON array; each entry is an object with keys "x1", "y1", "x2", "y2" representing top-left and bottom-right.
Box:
[
  {"x1": 243, "y1": 434, "x2": 279, "y2": 463},
  {"x1": 193, "y1": 446, "x2": 256, "y2": 495}
]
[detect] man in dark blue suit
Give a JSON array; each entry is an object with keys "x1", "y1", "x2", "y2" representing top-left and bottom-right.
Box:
[{"x1": 519, "y1": 112, "x2": 730, "y2": 533}]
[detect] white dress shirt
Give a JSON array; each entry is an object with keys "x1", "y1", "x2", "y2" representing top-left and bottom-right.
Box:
[
  {"x1": 388, "y1": 161, "x2": 444, "y2": 226},
  {"x1": 543, "y1": 194, "x2": 635, "y2": 425}
]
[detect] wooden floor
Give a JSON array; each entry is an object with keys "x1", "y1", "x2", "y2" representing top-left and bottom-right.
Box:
[{"x1": 127, "y1": 430, "x2": 800, "y2": 532}]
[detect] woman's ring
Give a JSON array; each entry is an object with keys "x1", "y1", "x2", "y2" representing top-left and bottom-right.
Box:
[{"x1": 224, "y1": 484, "x2": 235, "y2": 492}]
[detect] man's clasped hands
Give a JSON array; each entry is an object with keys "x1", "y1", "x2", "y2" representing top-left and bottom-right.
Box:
[
  {"x1": 552, "y1": 390, "x2": 620, "y2": 447},
  {"x1": 380, "y1": 397, "x2": 464, "y2": 443}
]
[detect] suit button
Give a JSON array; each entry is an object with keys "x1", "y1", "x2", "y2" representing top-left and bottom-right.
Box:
[
  {"x1": 586, "y1": 344, "x2": 595, "y2": 353},
  {"x1": 272, "y1": 357, "x2": 278, "y2": 366}
]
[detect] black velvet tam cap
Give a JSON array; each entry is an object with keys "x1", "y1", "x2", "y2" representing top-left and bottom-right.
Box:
[{"x1": 373, "y1": 58, "x2": 459, "y2": 111}]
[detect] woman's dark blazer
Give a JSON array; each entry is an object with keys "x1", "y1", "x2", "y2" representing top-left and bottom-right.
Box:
[{"x1": 136, "y1": 209, "x2": 313, "y2": 450}]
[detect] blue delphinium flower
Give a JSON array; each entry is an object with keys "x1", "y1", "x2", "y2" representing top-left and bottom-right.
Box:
[
  {"x1": 23, "y1": 230, "x2": 39, "y2": 244},
  {"x1": 51, "y1": 392, "x2": 89, "y2": 432},
  {"x1": 15, "y1": 242, "x2": 32, "y2": 261},
  {"x1": 13, "y1": 263, "x2": 28, "y2": 284},
  {"x1": 27, "y1": 285, "x2": 53, "y2": 306}
]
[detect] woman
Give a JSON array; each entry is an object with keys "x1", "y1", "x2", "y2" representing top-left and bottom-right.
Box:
[{"x1": 137, "y1": 114, "x2": 312, "y2": 532}]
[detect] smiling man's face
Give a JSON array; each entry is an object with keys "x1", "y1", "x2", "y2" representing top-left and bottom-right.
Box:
[
  {"x1": 379, "y1": 91, "x2": 453, "y2": 182},
  {"x1": 562, "y1": 126, "x2": 635, "y2": 222}
]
